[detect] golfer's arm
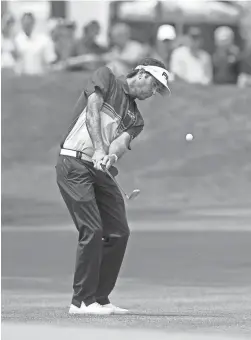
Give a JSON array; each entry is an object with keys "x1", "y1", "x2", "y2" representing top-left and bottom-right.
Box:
[
  {"x1": 109, "y1": 132, "x2": 131, "y2": 160},
  {"x1": 86, "y1": 91, "x2": 106, "y2": 151}
]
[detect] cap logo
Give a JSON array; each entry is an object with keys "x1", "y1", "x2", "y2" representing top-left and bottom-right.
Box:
[
  {"x1": 162, "y1": 72, "x2": 168, "y2": 83},
  {"x1": 135, "y1": 65, "x2": 171, "y2": 94}
]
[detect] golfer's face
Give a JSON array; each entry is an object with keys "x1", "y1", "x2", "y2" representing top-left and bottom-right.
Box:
[{"x1": 137, "y1": 73, "x2": 161, "y2": 100}]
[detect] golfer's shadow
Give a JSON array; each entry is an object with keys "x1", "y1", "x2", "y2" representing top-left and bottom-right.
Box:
[
  {"x1": 128, "y1": 312, "x2": 178, "y2": 317},
  {"x1": 67, "y1": 311, "x2": 223, "y2": 318},
  {"x1": 124, "y1": 312, "x2": 223, "y2": 318}
]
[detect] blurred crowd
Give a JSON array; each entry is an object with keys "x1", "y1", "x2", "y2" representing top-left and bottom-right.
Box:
[{"x1": 2, "y1": 12, "x2": 251, "y2": 88}]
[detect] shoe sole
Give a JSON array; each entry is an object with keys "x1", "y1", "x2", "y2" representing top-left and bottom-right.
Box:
[{"x1": 69, "y1": 309, "x2": 112, "y2": 315}]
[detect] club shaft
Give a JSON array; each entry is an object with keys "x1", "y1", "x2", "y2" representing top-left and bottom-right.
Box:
[{"x1": 104, "y1": 168, "x2": 129, "y2": 198}]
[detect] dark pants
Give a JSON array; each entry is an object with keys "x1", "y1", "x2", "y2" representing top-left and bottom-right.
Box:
[{"x1": 56, "y1": 155, "x2": 130, "y2": 307}]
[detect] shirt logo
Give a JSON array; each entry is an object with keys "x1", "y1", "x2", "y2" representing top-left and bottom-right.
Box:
[
  {"x1": 117, "y1": 109, "x2": 136, "y2": 134},
  {"x1": 127, "y1": 110, "x2": 136, "y2": 121}
]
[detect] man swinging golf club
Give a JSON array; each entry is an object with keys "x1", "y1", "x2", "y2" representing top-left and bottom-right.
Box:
[{"x1": 56, "y1": 57, "x2": 171, "y2": 315}]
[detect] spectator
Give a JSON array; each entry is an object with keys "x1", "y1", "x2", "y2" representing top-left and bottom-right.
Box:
[
  {"x1": 73, "y1": 20, "x2": 108, "y2": 57},
  {"x1": 238, "y1": 2, "x2": 251, "y2": 87},
  {"x1": 14, "y1": 12, "x2": 56, "y2": 75},
  {"x1": 56, "y1": 19, "x2": 76, "y2": 62},
  {"x1": 170, "y1": 27, "x2": 212, "y2": 85},
  {"x1": 62, "y1": 20, "x2": 108, "y2": 71},
  {"x1": 105, "y1": 23, "x2": 148, "y2": 77},
  {"x1": 48, "y1": 19, "x2": 76, "y2": 63},
  {"x1": 238, "y1": 44, "x2": 251, "y2": 88},
  {"x1": 1, "y1": 13, "x2": 16, "y2": 70},
  {"x1": 152, "y1": 25, "x2": 176, "y2": 69},
  {"x1": 212, "y1": 26, "x2": 240, "y2": 85},
  {"x1": 48, "y1": 18, "x2": 62, "y2": 63}
]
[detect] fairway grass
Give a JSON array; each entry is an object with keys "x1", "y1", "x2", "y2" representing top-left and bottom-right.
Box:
[
  {"x1": 2, "y1": 229, "x2": 251, "y2": 336},
  {"x1": 2, "y1": 282, "x2": 251, "y2": 336},
  {"x1": 2, "y1": 324, "x2": 250, "y2": 340},
  {"x1": 2, "y1": 71, "x2": 251, "y2": 226}
]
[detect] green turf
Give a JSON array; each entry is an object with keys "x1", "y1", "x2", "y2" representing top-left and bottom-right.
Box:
[
  {"x1": 2, "y1": 285, "x2": 251, "y2": 335},
  {"x1": 2, "y1": 70, "x2": 251, "y2": 225},
  {"x1": 2, "y1": 229, "x2": 251, "y2": 335}
]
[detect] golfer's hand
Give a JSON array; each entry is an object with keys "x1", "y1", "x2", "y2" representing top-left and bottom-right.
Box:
[
  {"x1": 100, "y1": 154, "x2": 117, "y2": 170},
  {"x1": 92, "y1": 149, "x2": 107, "y2": 170}
]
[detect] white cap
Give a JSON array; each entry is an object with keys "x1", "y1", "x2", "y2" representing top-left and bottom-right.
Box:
[
  {"x1": 214, "y1": 26, "x2": 234, "y2": 42},
  {"x1": 135, "y1": 65, "x2": 171, "y2": 94},
  {"x1": 157, "y1": 25, "x2": 176, "y2": 41}
]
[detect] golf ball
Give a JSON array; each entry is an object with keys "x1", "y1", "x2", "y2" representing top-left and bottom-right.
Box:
[{"x1": 186, "y1": 133, "x2": 193, "y2": 141}]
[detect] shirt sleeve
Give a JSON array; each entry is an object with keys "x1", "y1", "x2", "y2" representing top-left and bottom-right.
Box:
[
  {"x1": 84, "y1": 66, "x2": 113, "y2": 100},
  {"x1": 125, "y1": 125, "x2": 144, "y2": 150},
  {"x1": 125, "y1": 104, "x2": 144, "y2": 150}
]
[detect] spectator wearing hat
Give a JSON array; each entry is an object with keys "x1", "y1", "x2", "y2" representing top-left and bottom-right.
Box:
[
  {"x1": 212, "y1": 26, "x2": 240, "y2": 85},
  {"x1": 14, "y1": 12, "x2": 56, "y2": 75},
  {"x1": 170, "y1": 27, "x2": 212, "y2": 85},
  {"x1": 152, "y1": 25, "x2": 176, "y2": 69}
]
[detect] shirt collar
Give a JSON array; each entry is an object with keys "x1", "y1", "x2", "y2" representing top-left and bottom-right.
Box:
[
  {"x1": 119, "y1": 75, "x2": 130, "y2": 96},
  {"x1": 19, "y1": 30, "x2": 35, "y2": 41}
]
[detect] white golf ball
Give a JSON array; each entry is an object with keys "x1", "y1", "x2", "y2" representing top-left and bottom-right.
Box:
[{"x1": 186, "y1": 133, "x2": 193, "y2": 141}]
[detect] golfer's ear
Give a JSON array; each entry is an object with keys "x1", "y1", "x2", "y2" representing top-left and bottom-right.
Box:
[{"x1": 138, "y1": 69, "x2": 145, "y2": 79}]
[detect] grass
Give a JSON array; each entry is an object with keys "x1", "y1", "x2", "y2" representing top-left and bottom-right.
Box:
[
  {"x1": 2, "y1": 70, "x2": 251, "y2": 226},
  {"x1": 2, "y1": 229, "x2": 251, "y2": 335},
  {"x1": 3, "y1": 285, "x2": 251, "y2": 334}
]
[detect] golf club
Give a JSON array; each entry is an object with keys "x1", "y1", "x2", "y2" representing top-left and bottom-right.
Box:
[{"x1": 101, "y1": 164, "x2": 140, "y2": 200}]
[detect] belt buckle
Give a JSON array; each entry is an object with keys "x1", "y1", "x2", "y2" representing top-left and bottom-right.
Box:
[{"x1": 76, "y1": 151, "x2": 82, "y2": 159}]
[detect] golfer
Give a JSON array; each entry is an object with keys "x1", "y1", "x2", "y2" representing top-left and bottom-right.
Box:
[{"x1": 56, "y1": 57, "x2": 171, "y2": 315}]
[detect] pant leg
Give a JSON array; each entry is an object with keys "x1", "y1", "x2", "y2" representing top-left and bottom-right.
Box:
[
  {"x1": 56, "y1": 156, "x2": 103, "y2": 307},
  {"x1": 94, "y1": 168, "x2": 130, "y2": 305}
]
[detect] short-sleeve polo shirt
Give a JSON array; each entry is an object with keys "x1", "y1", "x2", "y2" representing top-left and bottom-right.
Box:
[{"x1": 61, "y1": 66, "x2": 144, "y2": 160}]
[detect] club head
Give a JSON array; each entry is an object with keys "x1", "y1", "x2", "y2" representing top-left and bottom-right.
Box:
[{"x1": 128, "y1": 189, "x2": 140, "y2": 200}]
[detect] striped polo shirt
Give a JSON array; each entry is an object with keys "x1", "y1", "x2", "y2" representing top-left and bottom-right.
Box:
[{"x1": 61, "y1": 66, "x2": 144, "y2": 161}]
